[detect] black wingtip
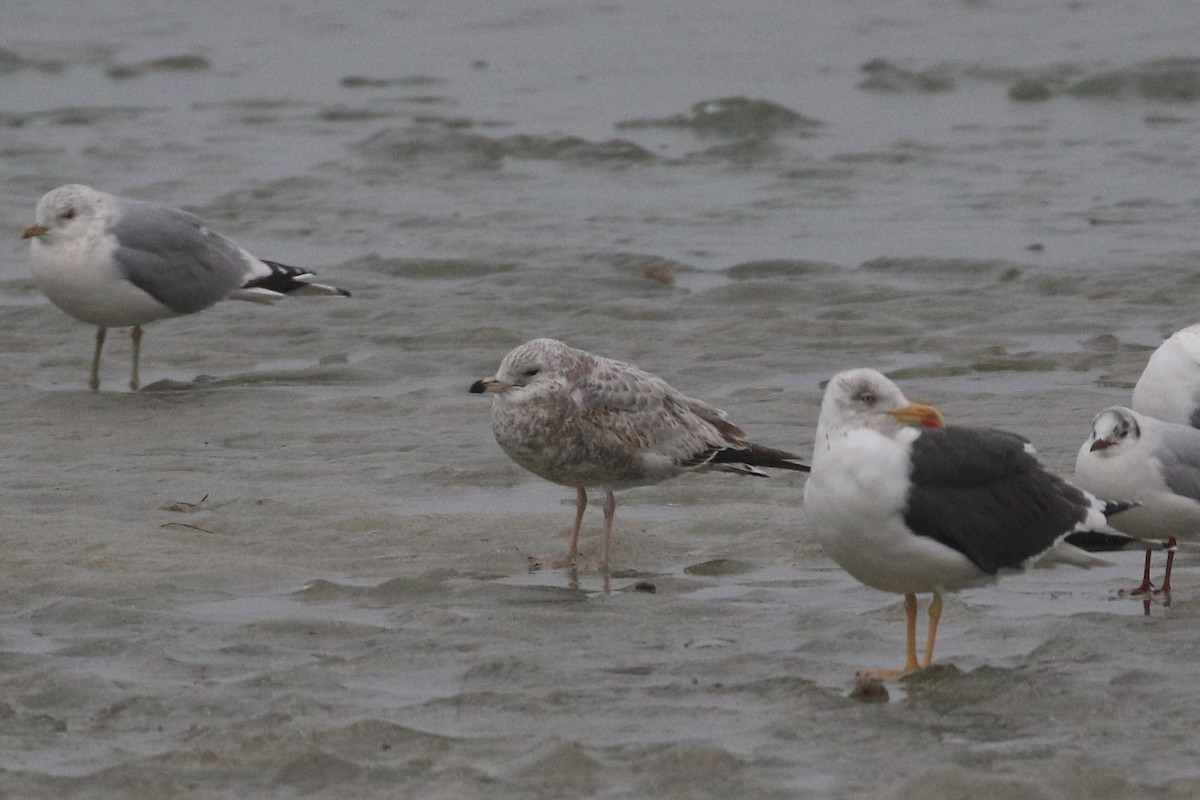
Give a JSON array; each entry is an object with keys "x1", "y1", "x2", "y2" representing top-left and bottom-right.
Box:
[
  {"x1": 708, "y1": 443, "x2": 811, "y2": 473},
  {"x1": 1064, "y1": 530, "x2": 1161, "y2": 553},
  {"x1": 745, "y1": 442, "x2": 811, "y2": 473},
  {"x1": 1103, "y1": 499, "x2": 1141, "y2": 518},
  {"x1": 250, "y1": 259, "x2": 350, "y2": 297},
  {"x1": 767, "y1": 459, "x2": 811, "y2": 473}
]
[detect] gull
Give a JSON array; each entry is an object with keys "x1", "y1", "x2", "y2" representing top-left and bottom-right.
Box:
[
  {"x1": 21, "y1": 183, "x2": 349, "y2": 391},
  {"x1": 1132, "y1": 323, "x2": 1200, "y2": 427},
  {"x1": 1074, "y1": 406, "x2": 1200, "y2": 594},
  {"x1": 469, "y1": 338, "x2": 809, "y2": 568},
  {"x1": 804, "y1": 368, "x2": 1139, "y2": 678}
]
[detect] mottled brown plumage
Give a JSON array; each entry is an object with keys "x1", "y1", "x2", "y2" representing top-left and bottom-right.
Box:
[{"x1": 470, "y1": 338, "x2": 807, "y2": 568}]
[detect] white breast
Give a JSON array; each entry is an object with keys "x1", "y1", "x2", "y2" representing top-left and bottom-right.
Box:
[
  {"x1": 804, "y1": 428, "x2": 989, "y2": 594},
  {"x1": 31, "y1": 235, "x2": 177, "y2": 327}
]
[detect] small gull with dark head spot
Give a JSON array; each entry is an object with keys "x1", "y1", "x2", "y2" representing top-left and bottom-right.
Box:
[
  {"x1": 804, "y1": 368, "x2": 1140, "y2": 678},
  {"x1": 22, "y1": 183, "x2": 349, "y2": 391},
  {"x1": 1075, "y1": 406, "x2": 1200, "y2": 595},
  {"x1": 469, "y1": 338, "x2": 809, "y2": 569}
]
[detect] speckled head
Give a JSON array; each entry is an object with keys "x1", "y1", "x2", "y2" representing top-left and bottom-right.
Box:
[{"x1": 469, "y1": 338, "x2": 591, "y2": 398}]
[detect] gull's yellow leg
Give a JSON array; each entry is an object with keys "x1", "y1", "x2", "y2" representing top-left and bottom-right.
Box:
[
  {"x1": 923, "y1": 592, "x2": 943, "y2": 668},
  {"x1": 129, "y1": 324, "x2": 143, "y2": 391},
  {"x1": 857, "y1": 593, "x2": 922, "y2": 679},
  {"x1": 89, "y1": 326, "x2": 107, "y2": 392}
]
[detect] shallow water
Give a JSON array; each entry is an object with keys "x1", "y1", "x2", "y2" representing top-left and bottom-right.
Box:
[{"x1": 4, "y1": 1, "x2": 1200, "y2": 797}]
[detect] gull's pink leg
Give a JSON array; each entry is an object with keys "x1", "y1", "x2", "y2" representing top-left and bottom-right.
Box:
[
  {"x1": 601, "y1": 490, "x2": 617, "y2": 569},
  {"x1": 1129, "y1": 549, "x2": 1155, "y2": 595},
  {"x1": 1160, "y1": 537, "x2": 1177, "y2": 596},
  {"x1": 566, "y1": 485, "x2": 587, "y2": 565}
]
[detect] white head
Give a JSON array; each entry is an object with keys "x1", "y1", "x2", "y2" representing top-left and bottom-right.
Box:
[
  {"x1": 21, "y1": 184, "x2": 108, "y2": 246},
  {"x1": 1085, "y1": 406, "x2": 1142, "y2": 458},
  {"x1": 815, "y1": 368, "x2": 945, "y2": 446},
  {"x1": 469, "y1": 338, "x2": 590, "y2": 401}
]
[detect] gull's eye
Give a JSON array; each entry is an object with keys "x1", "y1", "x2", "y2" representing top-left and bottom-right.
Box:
[
  {"x1": 857, "y1": 391, "x2": 877, "y2": 406},
  {"x1": 60, "y1": 208, "x2": 76, "y2": 220},
  {"x1": 523, "y1": 368, "x2": 540, "y2": 378}
]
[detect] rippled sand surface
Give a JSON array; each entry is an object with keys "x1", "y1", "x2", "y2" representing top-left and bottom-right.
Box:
[{"x1": 4, "y1": 1, "x2": 1200, "y2": 797}]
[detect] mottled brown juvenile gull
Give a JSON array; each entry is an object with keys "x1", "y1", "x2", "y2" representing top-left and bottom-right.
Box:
[
  {"x1": 1075, "y1": 406, "x2": 1200, "y2": 595},
  {"x1": 1132, "y1": 323, "x2": 1200, "y2": 428},
  {"x1": 469, "y1": 338, "x2": 809, "y2": 568},
  {"x1": 804, "y1": 368, "x2": 1139, "y2": 678},
  {"x1": 21, "y1": 183, "x2": 349, "y2": 391}
]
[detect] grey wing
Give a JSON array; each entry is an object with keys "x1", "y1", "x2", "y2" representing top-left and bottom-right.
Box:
[
  {"x1": 1155, "y1": 435, "x2": 1200, "y2": 502},
  {"x1": 575, "y1": 361, "x2": 729, "y2": 462},
  {"x1": 905, "y1": 426, "x2": 1091, "y2": 574},
  {"x1": 109, "y1": 201, "x2": 256, "y2": 314}
]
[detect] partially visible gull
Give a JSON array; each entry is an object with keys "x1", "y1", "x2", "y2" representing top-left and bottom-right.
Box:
[
  {"x1": 1132, "y1": 324, "x2": 1200, "y2": 428},
  {"x1": 1074, "y1": 406, "x2": 1200, "y2": 594},
  {"x1": 804, "y1": 368, "x2": 1138, "y2": 678},
  {"x1": 22, "y1": 183, "x2": 349, "y2": 391},
  {"x1": 469, "y1": 338, "x2": 809, "y2": 569}
]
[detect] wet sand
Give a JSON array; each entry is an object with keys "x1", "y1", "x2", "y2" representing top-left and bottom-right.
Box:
[{"x1": 5, "y1": 1, "x2": 1200, "y2": 798}]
